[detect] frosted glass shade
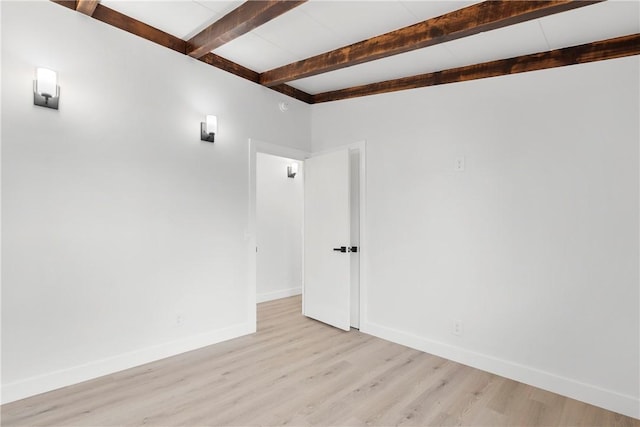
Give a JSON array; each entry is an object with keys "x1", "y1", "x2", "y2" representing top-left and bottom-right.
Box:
[
  {"x1": 205, "y1": 115, "x2": 217, "y2": 135},
  {"x1": 36, "y1": 68, "x2": 57, "y2": 97}
]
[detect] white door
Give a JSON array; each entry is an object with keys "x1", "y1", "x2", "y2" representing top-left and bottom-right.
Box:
[{"x1": 304, "y1": 149, "x2": 351, "y2": 331}]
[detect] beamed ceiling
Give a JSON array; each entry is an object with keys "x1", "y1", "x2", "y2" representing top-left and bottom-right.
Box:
[{"x1": 53, "y1": 0, "x2": 640, "y2": 104}]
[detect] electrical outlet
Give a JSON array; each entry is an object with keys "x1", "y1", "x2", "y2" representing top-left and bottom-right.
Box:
[
  {"x1": 455, "y1": 156, "x2": 465, "y2": 172},
  {"x1": 452, "y1": 320, "x2": 463, "y2": 336},
  {"x1": 176, "y1": 313, "x2": 184, "y2": 327}
]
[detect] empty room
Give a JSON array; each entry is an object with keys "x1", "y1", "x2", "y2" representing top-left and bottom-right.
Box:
[{"x1": 1, "y1": 0, "x2": 639, "y2": 426}]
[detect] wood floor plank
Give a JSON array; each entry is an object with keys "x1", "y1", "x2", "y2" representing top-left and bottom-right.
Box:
[
  {"x1": 2, "y1": 295, "x2": 638, "y2": 426},
  {"x1": 423, "y1": 369, "x2": 496, "y2": 426},
  {"x1": 353, "y1": 357, "x2": 453, "y2": 426},
  {"x1": 243, "y1": 339, "x2": 401, "y2": 426},
  {"x1": 392, "y1": 362, "x2": 477, "y2": 426},
  {"x1": 290, "y1": 345, "x2": 426, "y2": 426}
]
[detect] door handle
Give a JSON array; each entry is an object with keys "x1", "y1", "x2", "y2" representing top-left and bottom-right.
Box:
[{"x1": 333, "y1": 246, "x2": 357, "y2": 253}]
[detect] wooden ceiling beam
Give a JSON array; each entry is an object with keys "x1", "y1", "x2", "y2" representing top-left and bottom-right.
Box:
[
  {"x1": 312, "y1": 34, "x2": 640, "y2": 103},
  {"x1": 198, "y1": 53, "x2": 260, "y2": 83},
  {"x1": 92, "y1": 4, "x2": 187, "y2": 54},
  {"x1": 47, "y1": 0, "x2": 635, "y2": 105},
  {"x1": 50, "y1": 1, "x2": 77, "y2": 10},
  {"x1": 260, "y1": 0, "x2": 601, "y2": 87},
  {"x1": 49, "y1": 1, "x2": 312, "y2": 104},
  {"x1": 270, "y1": 84, "x2": 314, "y2": 105},
  {"x1": 187, "y1": 0, "x2": 307, "y2": 59},
  {"x1": 76, "y1": 0, "x2": 99, "y2": 16}
]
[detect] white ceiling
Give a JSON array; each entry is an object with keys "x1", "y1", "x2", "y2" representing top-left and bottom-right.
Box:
[{"x1": 102, "y1": 0, "x2": 640, "y2": 95}]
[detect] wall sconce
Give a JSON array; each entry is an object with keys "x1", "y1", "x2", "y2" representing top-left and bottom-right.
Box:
[
  {"x1": 34, "y1": 67, "x2": 59, "y2": 110},
  {"x1": 287, "y1": 163, "x2": 298, "y2": 178},
  {"x1": 200, "y1": 115, "x2": 217, "y2": 142}
]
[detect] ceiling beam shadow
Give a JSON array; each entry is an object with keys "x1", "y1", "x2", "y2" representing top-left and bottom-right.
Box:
[
  {"x1": 187, "y1": 0, "x2": 307, "y2": 59},
  {"x1": 260, "y1": 0, "x2": 601, "y2": 87},
  {"x1": 312, "y1": 33, "x2": 640, "y2": 103}
]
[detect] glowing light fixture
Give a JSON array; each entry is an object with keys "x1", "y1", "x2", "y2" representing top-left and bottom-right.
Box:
[
  {"x1": 201, "y1": 115, "x2": 217, "y2": 142},
  {"x1": 34, "y1": 67, "x2": 59, "y2": 109}
]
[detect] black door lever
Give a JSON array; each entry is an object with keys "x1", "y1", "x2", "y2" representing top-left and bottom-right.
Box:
[{"x1": 333, "y1": 246, "x2": 358, "y2": 253}]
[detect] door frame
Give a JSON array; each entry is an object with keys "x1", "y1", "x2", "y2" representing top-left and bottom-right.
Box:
[{"x1": 248, "y1": 138, "x2": 367, "y2": 331}]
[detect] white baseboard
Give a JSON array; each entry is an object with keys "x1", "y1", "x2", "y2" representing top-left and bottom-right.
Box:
[
  {"x1": 361, "y1": 321, "x2": 640, "y2": 420},
  {"x1": 1, "y1": 322, "x2": 254, "y2": 405},
  {"x1": 257, "y1": 287, "x2": 301, "y2": 303}
]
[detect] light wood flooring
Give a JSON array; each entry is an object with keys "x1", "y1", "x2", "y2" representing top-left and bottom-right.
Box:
[{"x1": 2, "y1": 295, "x2": 638, "y2": 426}]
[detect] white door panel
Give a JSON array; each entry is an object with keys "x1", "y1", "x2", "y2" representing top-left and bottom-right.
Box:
[{"x1": 304, "y1": 149, "x2": 351, "y2": 331}]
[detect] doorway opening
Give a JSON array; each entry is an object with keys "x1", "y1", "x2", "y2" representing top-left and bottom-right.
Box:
[
  {"x1": 256, "y1": 152, "x2": 304, "y2": 303},
  {"x1": 248, "y1": 139, "x2": 366, "y2": 332}
]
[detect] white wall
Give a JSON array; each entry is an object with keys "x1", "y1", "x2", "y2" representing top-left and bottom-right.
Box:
[
  {"x1": 311, "y1": 57, "x2": 640, "y2": 418},
  {"x1": 1, "y1": 1, "x2": 310, "y2": 402},
  {"x1": 2, "y1": 1, "x2": 638, "y2": 418},
  {"x1": 256, "y1": 153, "x2": 303, "y2": 302}
]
